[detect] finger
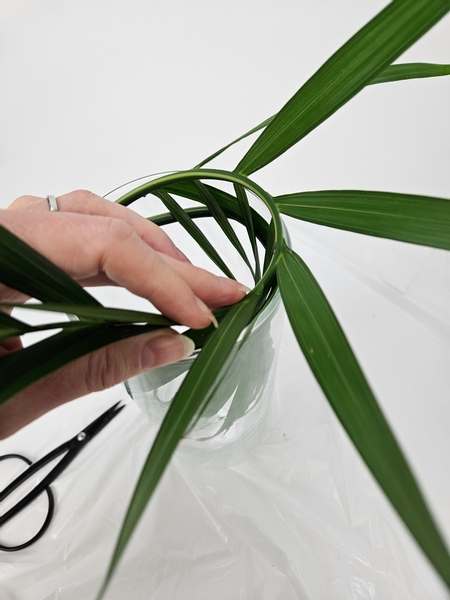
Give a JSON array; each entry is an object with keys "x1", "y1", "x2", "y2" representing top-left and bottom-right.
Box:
[
  {"x1": 7, "y1": 191, "x2": 190, "y2": 263},
  {"x1": 76, "y1": 253, "x2": 250, "y2": 309},
  {"x1": 158, "y1": 253, "x2": 251, "y2": 309},
  {"x1": 97, "y1": 218, "x2": 220, "y2": 327},
  {"x1": 0, "y1": 329, "x2": 195, "y2": 439},
  {"x1": 1, "y1": 210, "x2": 217, "y2": 328}
]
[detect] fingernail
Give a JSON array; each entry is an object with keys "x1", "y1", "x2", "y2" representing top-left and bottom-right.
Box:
[
  {"x1": 218, "y1": 276, "x2": 251, "y2": 294},
  {"x1": 142, "y1": 332, "x2": 195, "y2": 370},
  {"x1": 195, "y1": 296, "x2": 219, "y2": 328},
  {"x1": 238, "y1": 284, "x2": 252, "y2": 294}
]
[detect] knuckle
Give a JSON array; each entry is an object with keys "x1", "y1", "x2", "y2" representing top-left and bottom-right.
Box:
[
  {"x1": 102, "y1": 216, "x2": 135, "y2": 241},
  {"x1": 108, "y1": 218, "x2": 140, "y2": 257},
  {"x1": 69, "y1": 189, "x2": 98, "y2": 203},
  {"x1": 96, "y1": 217, "x2": 137, "y2": 268},
  {"x1": 65, "y1": 189, "x2": 105, "y2": 212}
]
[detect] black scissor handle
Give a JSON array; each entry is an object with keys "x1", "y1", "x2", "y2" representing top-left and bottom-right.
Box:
[
  {"x1": 0, "y1": 401, "x2": 125, "y2": 551},
  {"x1": 0, "y1": 453, "x2": 54, "y2": 552}
]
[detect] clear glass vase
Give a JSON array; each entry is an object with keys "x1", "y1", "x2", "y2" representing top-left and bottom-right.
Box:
[
  {"x1": 106, "y1": 173, "x2": 284, "y2": 463},
  {"x1": 125, "y1": 288, "x2": 282, "y2": 463}
]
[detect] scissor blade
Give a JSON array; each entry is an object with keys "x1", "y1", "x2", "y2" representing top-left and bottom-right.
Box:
[{"x1": 81, "y1": 401, "x2": 126, "y2": 441}]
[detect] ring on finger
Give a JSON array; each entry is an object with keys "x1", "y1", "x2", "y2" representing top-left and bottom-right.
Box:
[{"x1": 46, "y1": 195, "x2": 59, "y2": 212}]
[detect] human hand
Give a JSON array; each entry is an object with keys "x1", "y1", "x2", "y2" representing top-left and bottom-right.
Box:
[{"x1": 0, "y1": 190, "x2": 248, "y2": 437}]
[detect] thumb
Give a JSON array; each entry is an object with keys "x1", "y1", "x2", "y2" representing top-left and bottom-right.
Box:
[{"x1": 0, "y1": 329, "x2": 195, "y2": 438}]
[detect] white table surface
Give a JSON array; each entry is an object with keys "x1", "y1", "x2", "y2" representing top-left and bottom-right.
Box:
[{"x1": 1, "y1": 2, "x2": 450, "y2": 598}]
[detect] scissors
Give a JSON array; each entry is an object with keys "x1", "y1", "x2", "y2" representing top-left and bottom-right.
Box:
[{"x1": 0, "y1": 401, "x2": 125, "y2": 551}]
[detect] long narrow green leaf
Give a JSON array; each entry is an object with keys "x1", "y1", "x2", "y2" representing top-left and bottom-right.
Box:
[
  {"x1": 150, "y1": 170, "x2": 285, "y2": 287},
  {"x1": 275, "y1": 190, "x2": 450, "y2": 250},
  {"x1": 195, "y1": 117, "x2": 273, "y2": 168},
  {"x1": 233, "y1": 184, "x2": 261, "y2": 281},
  {"x1": 0, "y1": 323, "x2": 162, "y2": 405},
  {"x1": 193, "y1": 181, "x2": 255, "y2": 278},
  {"x1": 0, "y1": 302, "x2": 175, "y2": 327},
  {"x1": 114, "y1": 174, "x2": 271, "y2": 247},
  {"x1": 263, "y1": 219, "x2": 276, "y2": 273},
  {"x1": 277, "y1": 244, "x2": 450, "y2": 587},
  {"x1": 0, "y1": 317, "x2": 99, "y2": 343},
  {"x1": 0, "y1": 303, "x2": 174, "y2": 347},
  {"x1": 0, "y1": 226, "x2": 99, "y2": 306},
  {"x1": 0, "y1": 310, "x2": 34, "y2": 342},
  {"x1": 0, "y1": 311, "x2": 23, "y2": 327},
  {"x1": 2, "y1": 300, "x2": 228, "y2": 352},
  {"x1": 98, "y1": 290, "x2": 262, "y2": 599},
  {"x1": 153, "y1": 189, "x2": 236, "y2": 279},
  {"x1": 162, "y1": 182, "x2": 271, "y2": 243},
  {"x1": 195, "y1": 62, "x2": 450, "y2": 168},
  {"x1": 236, "y1": 0, "x2": 450, "y2": 175},
  {"x1": 370, "y1": 62, "x2": 450, "y2": 84}
]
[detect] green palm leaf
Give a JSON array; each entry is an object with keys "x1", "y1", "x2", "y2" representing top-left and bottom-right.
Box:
[
  {"x1": 263, "y1": 219, "x2": 276, "y2": 273},
  {"x1": 0, "y1": 315, "x2": 99, "y2": 343},
  {"x1": 98, "y1": 289, "x2": 262, "y2": 599},
  {"x1": 0, "y1": 302, "x2": 175, "y2": 327},
  {"x1": 196, "y1": 62, "x2": 450, "y2": 168},
  {"x1": 275, "y1": 190, "x2": 450, "y2": 249},
  {"x1": 233, "y1": 184, "x2": 261, "y2": 281},
  {"x1": 276, "y1": 243, "x2": 450, "y2": 586},
  {"x1": 0, "y1": 225, "x2": 99, "y2": 306},
  {"x1": 193, "y1": 181, "x2": 255, "y2": 278},
  {"x1": 236, "y1": 0, "x2": 450, "y2": 175},
  {"x1": 195, "y1": 117, "x2": 273, "y2": 169},
  {"x1": 0, "y1": 323, "x2": 162, "y2": 406},
  {"x1": 371, "y1": 62, "x2": 450, "y2": 84},
  {"x1": 162, "y1": 181, "x2": 271, "y2": 243},
  {"x1": 153, "y1": 189, "x2": 236, "y2": 279},
  {"x1": 0, "y1": 310, "x2": 35, "y2": 342}
]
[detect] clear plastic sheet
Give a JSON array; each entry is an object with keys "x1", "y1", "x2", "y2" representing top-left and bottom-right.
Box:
[
  {"x1": 1, "y1": 2, "x2": 449, "y2": 598},
  {"x1": 1, "y1": 223, "x2": 449, "y2": 600}
]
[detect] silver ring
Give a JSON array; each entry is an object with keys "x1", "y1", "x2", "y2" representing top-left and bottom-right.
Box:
[{"x1": 47, "y1": 195, "x2": 59, "y2": 212}]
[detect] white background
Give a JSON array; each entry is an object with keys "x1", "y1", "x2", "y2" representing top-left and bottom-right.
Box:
[{"x1": 0, "y1": 1, "x2": 450, "y2": 599}]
